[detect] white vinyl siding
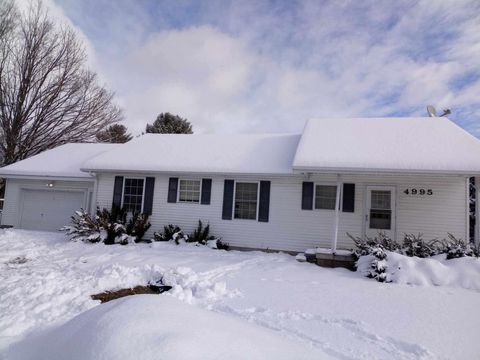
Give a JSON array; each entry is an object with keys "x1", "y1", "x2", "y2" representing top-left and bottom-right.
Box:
[{"x1": 94, "y1": 172, "x2": 468, "y2": 252}]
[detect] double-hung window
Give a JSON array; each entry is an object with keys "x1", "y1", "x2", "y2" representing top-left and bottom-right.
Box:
[
  {"x1": 122, "y1": 178, "x2": 144, "y2": 213},
  {"x1": 315, "y1": 185, "x2": 337, "y2": 210},
  {"x1": 178, "y1": 179, "x2": 201, "y2": 203},
  {"x1": 234, "y1": 182, "x2": 258, "y2": 220}
]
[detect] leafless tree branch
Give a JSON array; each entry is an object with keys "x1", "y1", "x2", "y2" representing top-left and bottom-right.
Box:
[{"x1": 0, "y1": 0, "x2": 123, "y2": 166}]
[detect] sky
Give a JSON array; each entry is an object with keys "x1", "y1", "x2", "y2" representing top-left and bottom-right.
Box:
[{"x1": 22, "y1": 0, "x2": 480, "y2": 136}]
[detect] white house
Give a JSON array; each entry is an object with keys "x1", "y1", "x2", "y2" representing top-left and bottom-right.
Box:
[{"x1": 2, "y1": 117, "x2": 480, "y2": 252}]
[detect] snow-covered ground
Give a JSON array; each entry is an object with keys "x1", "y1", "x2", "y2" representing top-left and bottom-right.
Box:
[{"x1": 1, "y1": 230, "x2": 479, "y2": 359}]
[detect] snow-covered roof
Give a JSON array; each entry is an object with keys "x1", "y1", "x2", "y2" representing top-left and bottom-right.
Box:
[
  {"x1": 3, "y1": 117, "x2": 480, "y2": 178},
  {"x1": 82, "y1": 134, "x2": 301, "y2": 175},
  {"x1": 0, "y1": 143, "x2": 118, "y2": 179},
  {"x1": 293, "y1": 117, "x2": 480, "y2": 174}
]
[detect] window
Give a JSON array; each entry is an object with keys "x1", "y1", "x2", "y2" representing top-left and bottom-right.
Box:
[
  {"x1": 123, "y1": 178, "x2": 144, "y2": 213},
  {"x1": 315, "y1": 185, "x2": 337, "y2": 210},
  {"x1": 234, "y1": 182, "x2": 258, "y2": 220},
  {"x1": 369, "y1": 190, "x2": 392, "y2": 229},
  {"x1": 178, "y1": 180, "x2": 201, "y2": 203}
]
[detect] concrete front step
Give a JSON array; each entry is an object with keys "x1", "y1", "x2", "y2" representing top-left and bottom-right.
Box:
[
  {"x1": 315, "y1": 252, "x2": 356, "y2": 271},
  {"x1": 298, "y1": 248, "x2": 356, "y2": 271}
]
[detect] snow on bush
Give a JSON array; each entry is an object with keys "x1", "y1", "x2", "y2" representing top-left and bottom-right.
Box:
[
  {"x1": 357, "y1": 251, "x2": 480, "y2": 290},
  {"x1": 349, "y1": 232, "x2": 479, "y2": 261},
  {"x1": 443, "y1": 233, "x2": 479, "y2": 259},
  {"x1": 402, "y1": 234, "x2": 440, "y2": 258},
  {"x1": 62, "y1": 209, "x2": 106, "y2": 243},
  {"x1": 7, "y1": 295, "x2": 326, "y2": 360},
  {"x1": 63, "y1": 207, "x2": 151, "y2": 245},
  {"x1": 153, "y1": 224, "x2": 188, "y2": 243},
  {"x1": 125, "y1": 212, "x2": 152, "y2": 242},
  {"x1": 153, "y1": 221, "x2": 229, "y2": 249},
  {"x1": 350, "y1": 232, "x2": 480, "y2": 283},
  {"x1": 356, "y1": 246, "x2": 389, "y2": 282}
]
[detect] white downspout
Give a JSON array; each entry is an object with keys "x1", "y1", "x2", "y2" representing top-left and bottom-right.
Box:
[
  {"x1": 90, "y1": 172, "x2": 98, "y2": 215},
  {"x1": 332, "y1": 174, "x2": 342, "y2": 253},
  {"x1": 475, "y1": 177, "x2": 479, "y2": 245}
]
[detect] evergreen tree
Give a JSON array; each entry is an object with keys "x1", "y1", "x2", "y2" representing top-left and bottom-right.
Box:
[
  {"x1": 146, "y1": 113, "x2": 193, "y2": 134},
  {"x1": 96, "y1": 124, "x2": 132, "y2": 143}
]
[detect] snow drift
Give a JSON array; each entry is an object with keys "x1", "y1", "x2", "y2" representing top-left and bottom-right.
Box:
[
  {"x1": 357, "y1": 251, "x2": 480, "y2": 290},
  {"x1": 7, "y1": 295, "x2": 328, "y2": 360}
]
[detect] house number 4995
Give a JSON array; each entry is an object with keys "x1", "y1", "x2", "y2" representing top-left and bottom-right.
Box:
[{"x1": 403, "y1": 188, "x2": 433, "y2": 195}]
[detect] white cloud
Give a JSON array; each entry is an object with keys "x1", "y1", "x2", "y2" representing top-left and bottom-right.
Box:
[{"x1": 38, "y1": 1, "x2": 480, "y2": 136}]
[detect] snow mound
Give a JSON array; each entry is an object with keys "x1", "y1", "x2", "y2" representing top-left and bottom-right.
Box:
[
  {"x1": 7, "y1": 295, "x2": 328, "y2": 360},
  {"x1": 358, "y1": 252, "x2": 480, "y2": 290}
]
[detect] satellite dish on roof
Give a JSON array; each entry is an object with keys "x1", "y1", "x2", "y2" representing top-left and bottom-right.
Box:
[
  {"x1": 427, "y1": 105, "x2": 437, "y2": 117},
  {"x1": 440, "y1": 108, "x2": 451, "y2": 117}
]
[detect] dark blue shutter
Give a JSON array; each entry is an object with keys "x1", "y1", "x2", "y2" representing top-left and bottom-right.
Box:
[
  {"x1": 167, "y1": 177, "x2": 178, "y2": 203},
  {"x1": 342, "y1": 183, "x2": 355, "y2": 213},
  {"x1": 302, "y1": 182, "x2": 314, "y2": 210},
  {"x1": 112, "y1": 176, "x2": 124, "y2": 208},
  {"x1": 222, "y1": 180, "x2": 234, "y2": 220},
  {"x1": 258, "y1": 181, "x2": 270, "y2": 222},
  {"x1": 201, "y1": 179, "x2": 212, "y2": 205},
  {"x1": 143, "y1": 177, "x2": 155, "y2": 215}
]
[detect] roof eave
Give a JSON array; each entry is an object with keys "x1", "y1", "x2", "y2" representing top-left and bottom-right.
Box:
[
  {"x1": 0, "y1": 173, "x2": 95, "y2": 181},
  {"x1": 80, "y1": 167, "x2": 296, "y2": 177},
  {"x1": 292, "y1": 165, "x2": 480, "y2": 176}
]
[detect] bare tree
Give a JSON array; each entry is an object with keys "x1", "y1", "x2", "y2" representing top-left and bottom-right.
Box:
[
  {"x1": 0, "y1": 1, "x2": 123, "y2": 166},
  {"x1": 0, "y1": 0, "x2": 16, "y2": 42},
  {"x1": 96, "y1": 124, "x2": 132, "y2": 143}
]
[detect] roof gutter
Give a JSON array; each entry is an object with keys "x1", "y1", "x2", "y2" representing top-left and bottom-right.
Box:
[
  {"x1": 292, "y1": 166, "x2": 480, "y2": 177},
  {"x1": 0, "y1": 174, "x2": 96, "y2": 181},
  {"x1": 79, "y1": 167, "x2": 299, "y2": 177}
]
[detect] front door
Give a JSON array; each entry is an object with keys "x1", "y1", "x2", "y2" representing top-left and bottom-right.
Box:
[{"x1": 365, "y1": 186, "x2": 396, "y2": 240}]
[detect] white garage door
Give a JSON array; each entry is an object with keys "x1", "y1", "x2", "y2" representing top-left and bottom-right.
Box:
[{"x1": 20, "y1": 189, "x2": 86, "y2": 231}]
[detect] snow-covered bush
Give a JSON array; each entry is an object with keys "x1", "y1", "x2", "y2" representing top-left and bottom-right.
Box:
[
  {"x1": 442, "y1": 233, "x2": 478, "y2": 259},
  {"x1": 189, "y1": 220, "x2": 215, "y2": 245},
  {"x1": 380, "y1": 234, "x2": 402, "y2": 252},
  {"x1": 215, "y1": 239, "x2": 229, "y2": 250},
  {"x1": 153, "y1": 224, "x2": 187, "y2": 243},
  {"x1": 350, "y1": 231, "x2": 480, "y2": 283},
  {"x1": 348, "y1": 234, "x2": 378, "y2": 257},
  {"x1": 95, "y1": 207, "x2": 128, "y2": 245},
  {"x1": 402, "y1": 234, "x2": 440, "y2": 258},
  {"x1": 348, "y1": 233, "x2": 400, "y2": 257},
  {"x1": 62, "y1": 209, "x2": 105, "y2": 243},
  {"x1": 365, "y1": 246, "x2": 389, "y2": 282},
  {"x1": 63, "y1": 207, "x2": 143, "y2": 245},
  {"x1": 125, "y1": 213, "x2": 151, "y2": 243},
  {"x1": 348, "y1": 234, "x2": 389, "y2": 282},
  {"x1": 153, "y1": 221, "x2": 228, "y2": 249}
]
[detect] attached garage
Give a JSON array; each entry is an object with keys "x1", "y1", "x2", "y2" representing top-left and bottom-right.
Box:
[
  {"x1": 19, "y1": 189, "x2": 87, "y2": 231},
  {"x1": 0, "y1": 143, "x2": 117, "y2": 231}
]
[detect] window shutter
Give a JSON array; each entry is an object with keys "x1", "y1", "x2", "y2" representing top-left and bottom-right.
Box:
[
  {"x1": 167, "y1": 177, "x2": 178, "y2": 203},
  {"x1": 201, "y1": 178, "x2": 212, "y2": 205},
  {"x1": 342, "y1": 183, "x2": 355, "y2": 213},
  {"x1": 143, "y1": 177, "x2": 155, "y2": 215},
  {"x1": 112, "y1": 176, "x2": 124, "y2": 208},
  {"x1": 222, "y1": 179, "x2": 234, "y2": 220},
  {"x1": 258, "y1": 181, "x2": 271, "y2": 222},
  {"x1": 302, "y1": 182, "x2": 314, "y2": 210}
]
